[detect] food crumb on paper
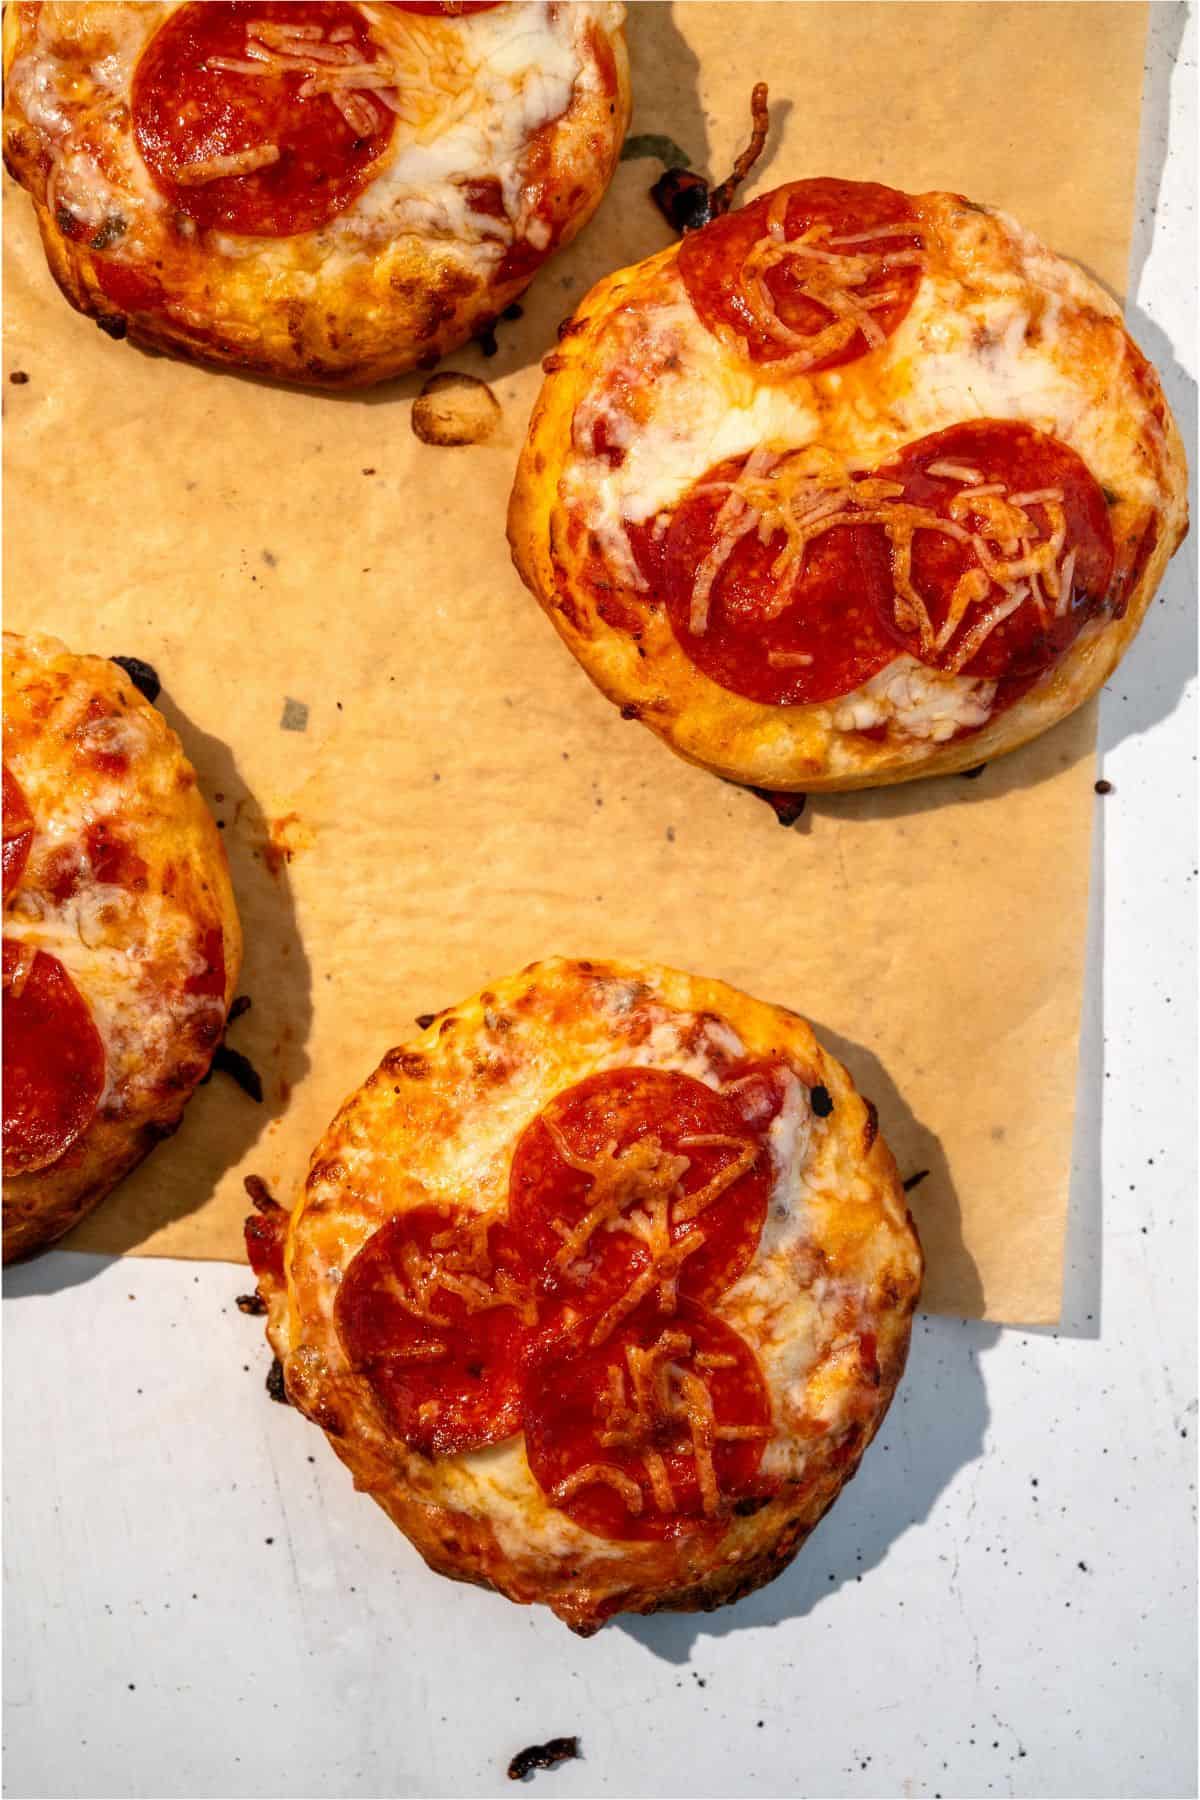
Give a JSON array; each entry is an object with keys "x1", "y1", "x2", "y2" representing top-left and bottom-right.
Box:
[{"x1": 507, "y1": 1738, "x2": 580, "y2": 1781}]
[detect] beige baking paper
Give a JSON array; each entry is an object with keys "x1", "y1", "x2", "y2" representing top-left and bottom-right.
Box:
[{"x1": 2, "y1": 3, "x2": 1149, "y2": 1321}]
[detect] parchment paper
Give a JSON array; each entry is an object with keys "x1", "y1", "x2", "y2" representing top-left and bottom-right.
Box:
[{"x1": 2, "y1": 3, "x2": 1149, "y2": 1321}]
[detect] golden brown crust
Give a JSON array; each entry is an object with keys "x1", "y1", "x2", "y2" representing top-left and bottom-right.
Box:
[
  {"x1": 3, "y1": 2, "x2": 631, "y2": 388},
  {"x1": 2, "y1": 632, "x2": 241, "y2": 1259},
  {"x1": 508, "y1": 191, "x2": 1189, "y2": 791},
  {"x1": 256, "y1": 956, "x2": 922, "y2": 1631}
]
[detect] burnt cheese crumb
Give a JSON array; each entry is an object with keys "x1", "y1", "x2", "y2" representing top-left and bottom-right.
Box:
[
  {"x1": 507, "y1": 1738, "x2": 580, "y2": 1781},
  {"x1": 415, "y1": 1013, "x2": 437, "y2": 1030},
  {"x1": 749, "y1": 786, "x2": 807, "y2": 825},
  {"x1": 650, "y1": 168, "x2": 713, "y2": 233},
  {"x1": 266, "y1": 1359, "x2": 288, "y2": 1405},
  {"x1": 109, "y1": 656, "x2": 161, "y2": 704},
  {"x1": 810, "y1": 1085, "x2": 834, "y2": 1118},
  {"x1": 235, "y1": 1293, "x2": 267, "y2": 1316},
  {"x1": 651, "y1": 83, "x2": 769, "y2": 234},
  {"x1": 1094, "y1": 778, "x2": 1114, "y2": 795},
  {"x1": 89, "y1": 214, "x2": 126, "y2": 251}
]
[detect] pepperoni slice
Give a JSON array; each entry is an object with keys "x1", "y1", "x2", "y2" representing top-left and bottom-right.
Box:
[
  {"x1": 523, "y1": 1300, "x2": 773, "y2": 1542},
  {"x1": 132, "y1": 3, "x2": 395, "y2": 239},
  {"x1": 335, "y1": 1206, "x2": 536, "y2": 1457},
  {"x1": 679, "y1": 178, "x2": 923, "y2": 374},
  {"x1": 2, "y1": 765, "x2": 34, "y2": 901},
  {"x1": 873, "y1": 421, "x2": 1116, "y2": 680},
  {"x1": 2, "y1": 939, "x2": 106, "y2": 1178},
  {"x1": 647, "y1": 452, "x2": 898, "y2": 705},
  {"x1": 507, "y1": 1068, "x2": 771, "y2": 1340}
]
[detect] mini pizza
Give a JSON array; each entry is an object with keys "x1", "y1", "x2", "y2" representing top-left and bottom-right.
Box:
[
  {"x1": 2, "y1": 1, "x2": 630, "y2": 387},
  {"x1": 247, "y1": 956, "x2": 921, "y2": 1632},
  {"x1": 3, "y1": 633, "x2": 241, "y2": 1260},
  {"x1": 509, "y1": 178, "x2": 1188, "y2": 789}
]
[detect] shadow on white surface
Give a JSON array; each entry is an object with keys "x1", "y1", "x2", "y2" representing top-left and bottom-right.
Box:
[{"x1": 3, "y1": 1248, "x2": 122, "y2": 1298}]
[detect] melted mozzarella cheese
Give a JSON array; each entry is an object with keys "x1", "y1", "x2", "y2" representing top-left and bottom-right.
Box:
[
  {"x1": 338, "y1": 2, "x2": 599, "y2": 253},
  {"x1": 459, "y1": 1437, "x2": 632, "y2": 1565},
  {"x1": 563, "y1": 291, "x2": 819, "y2": 533},
  {"x1": 829, "y1": 654, "x2": 996, "y2": 743}
]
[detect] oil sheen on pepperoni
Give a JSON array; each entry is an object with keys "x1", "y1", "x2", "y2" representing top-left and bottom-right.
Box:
[
  {"x1": 679, "y1": 178, "x2": 922, "y2": 373},
  {"x1": 132, "y1": 2, "x2": 395, "y2": 238},
  {"x1": 649, "y1": 454, "x2": 897, "y2": 705},
  {"x1": 335, "y1": 1206, "x2": 532, "y2": 1457},
  {"x1": 877, "y1": 421, "x2": 1116, "y2": 679},
  {"x1": 2, "y1": 765, "x2": 34, "y2": 901},
  {"x1": 2, "y1": 940, "x2": 106, "y2": 1178},
  {"x1": 523, "y1": 1300, "x2": 773, "y2": 1542},
  {"x1": 508, "y1": 1067, "x2": 771, "y2": 1325}
]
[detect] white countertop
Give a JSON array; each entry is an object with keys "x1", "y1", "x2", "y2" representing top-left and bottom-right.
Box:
[{"x1": 4, "y1": 9, "x2": 1195, "y2": 1798}]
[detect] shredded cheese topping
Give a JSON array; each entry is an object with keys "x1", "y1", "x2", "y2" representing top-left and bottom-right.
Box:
[
  {"x1": 685, "y1": 446, "x2": 1077, "y2": 672},
  {"x1": 175, "y1": 144, "x2": 281, "y2": 185},
  {"x1": 201, "y1": 15, "x2": 400, "y2": 152},
  {"x1": 541, "y1": 1113, "x2": 760, "y2": 1346},
  {"x1": 381, "y1": 1213, "x2": 536, "y2": 1329},
  {"x1": 552, "y1": 1326, "x2": 771, "y2": 1520},
  {"x1": 730, "y1": 195, "x2": 924, "y2": 374}
]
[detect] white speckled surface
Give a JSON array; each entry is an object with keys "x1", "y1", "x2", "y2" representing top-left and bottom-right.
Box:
[{"x1": 3, "y1": 9, "x2": 1195, "y2": 1797}]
